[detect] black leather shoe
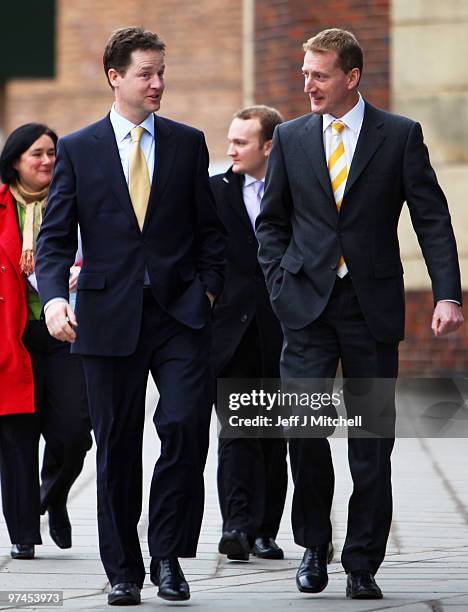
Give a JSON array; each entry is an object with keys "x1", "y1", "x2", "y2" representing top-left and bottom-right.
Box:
[
  {"x1": 48, "y1": 505, "x2": 72, "y2": 549},
  {"x1": 218, "y1": 529, "x2": 251, "y2": 561},
  {"x1": 11, "y1": 544, "x2": 35, "y2": 560},
  {"x1": 108, "y1": 582, "x2": 141, "y2": 606},
  {"x1": 150, "y1": 558, "x2": 190, "y2": 601},
  {"x1": 252, "y1": 537, "x2": 284, "y2": 559},
  {"x1": 296, "y1": 545, "x2": 329, "y2": 593},
  {"x1": 346, "y1": 570, "x2": 383, "y2": 599}
]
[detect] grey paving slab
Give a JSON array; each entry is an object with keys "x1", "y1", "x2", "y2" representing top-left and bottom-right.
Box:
[{"x1": 0, "y1": 380, "x2": 467, "y2": 610}]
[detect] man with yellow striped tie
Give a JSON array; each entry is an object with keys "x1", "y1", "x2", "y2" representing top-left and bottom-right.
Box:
[{"x1": 256, "y1": 28, "x2": 463, "y2": 600}]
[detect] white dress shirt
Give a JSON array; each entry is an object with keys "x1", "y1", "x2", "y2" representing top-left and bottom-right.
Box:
[
  {"x1": 322, "y1": 93, "x2": 365, "y2": 169},
  {"x1": 322, "y1": 94, "x2": 365, "y2": 277}
]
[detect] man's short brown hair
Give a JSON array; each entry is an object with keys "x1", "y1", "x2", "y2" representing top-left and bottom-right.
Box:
[
  {"x1": 103, "y1": 27, "x2": 165, "y2": 86},
  {"x1": 303, "y1": 28, "x2": 363, "y2": 77},
  {"x1": 234, "y1": 105, "x2": 284, "y2": 144}
]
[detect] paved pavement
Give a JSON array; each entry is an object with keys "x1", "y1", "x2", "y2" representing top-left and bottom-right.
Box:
[{"x1": 1, "y1": 378, "x2": 468, "y2": 611}]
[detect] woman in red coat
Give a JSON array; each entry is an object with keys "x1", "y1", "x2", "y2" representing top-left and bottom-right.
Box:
[{"x1": 0, "y1": 124, "x2": 92, "y2": 559}]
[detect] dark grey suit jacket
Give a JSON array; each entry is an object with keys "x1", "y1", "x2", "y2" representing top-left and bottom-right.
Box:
[{"x1": 256, "y1": 101, "x2": 461, "y2": 342}]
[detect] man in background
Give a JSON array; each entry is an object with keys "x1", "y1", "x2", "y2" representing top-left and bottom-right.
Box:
[{"x1": 211, "y1": 106, "x2": 288, "y2": 562}]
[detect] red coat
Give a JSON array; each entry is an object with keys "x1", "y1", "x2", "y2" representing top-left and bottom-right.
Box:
[{"x1": 0, "y1": 183, "x2": 35, "y2": 415}]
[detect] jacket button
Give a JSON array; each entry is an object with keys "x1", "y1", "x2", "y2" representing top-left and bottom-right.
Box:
[
  {"x1": 0, "y1": 266, "x2": 6, "y2": 272},
  {"x1": 240, "y1": 314, "x2": 248, "y2": 323},
  {"x1": 0, "y1": 296, "x2": 5, "y2": 302},
  {"x1": 330, "y1": 263, "x2": 337, "y2": 270}
]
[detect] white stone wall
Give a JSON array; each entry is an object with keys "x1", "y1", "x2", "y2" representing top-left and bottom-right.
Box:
[{"x1": 392, "y1": 0, "x2": 467, "y2": 289}]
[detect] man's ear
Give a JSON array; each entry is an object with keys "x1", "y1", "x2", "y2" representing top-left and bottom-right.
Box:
[
  {"x1": 348, "y1": 67, "x2": 360, "y2": 90},
  {"x1": 107, "y1": 68, "x2": 120, "y2": 89},
  {"x1": 263, "y1": 139, "x2": 273, "y2": 158}
]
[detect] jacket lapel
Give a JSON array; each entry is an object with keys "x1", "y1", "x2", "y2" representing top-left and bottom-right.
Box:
[
  {"x1": 299, "y1": 114, "x2": 335, "y2": 202},
  {"x1": 223, "y1": 168, "x2": 253, "y2": 231},
  {"x1": 344, "y1": 102, "x2": 386, "y2": 197},
  {"x1": 142, "y1": 115, "x2": 178, "y2": 231},
  {"x1": 92, "y1": 115, "x2": 138, "y2": 228},
  {"x1": 91, "y1": 114, "x2": 181, "y2": 231}
]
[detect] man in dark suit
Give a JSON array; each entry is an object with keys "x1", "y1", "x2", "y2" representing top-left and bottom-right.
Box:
[
  {"x1": 256, "y1": 28, "x2": 463, "y2": 600},
  {"x1": 36, "y1": 27, "x2": 225, "y2": 606},
  {"x1": 211, "y1": 106, "x2": 288, "y2": 562}
]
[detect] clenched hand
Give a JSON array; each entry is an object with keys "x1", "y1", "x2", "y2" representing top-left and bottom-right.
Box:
[
  {"x1": 431, "y1": 301, "x2": 464, "y2": 337},
  {"x1": 45, "y1": 302, "x2": 78, "y2": 343}
]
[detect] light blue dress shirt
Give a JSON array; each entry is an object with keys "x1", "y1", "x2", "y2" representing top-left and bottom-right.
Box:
[
  {"x1": 110, "y1": 104, "x2": 155, "y2": 285},
  {"x1": 109, "y1": 104, "x2": 156, "y2": 183},
  {"x1": 243, "y1": 174, "x2": 264, "y2": 229}
]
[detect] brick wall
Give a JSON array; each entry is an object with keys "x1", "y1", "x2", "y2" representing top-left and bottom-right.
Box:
[
  {"x1": 4, "y1": 0, "x2": 243, "y2": 162},
  {"x1": 400, "y1": 293, "x2": 467, "y2": 376},
  {"x1": 255, "y1": 0, "x2": 390, "y2": 119}
]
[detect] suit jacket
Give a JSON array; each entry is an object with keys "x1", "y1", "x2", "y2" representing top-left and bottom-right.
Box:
[
  {"x1": 0, "y1": 184, "x2": 35, "y2": 415},
  {"x1": 36, "y1": 114, "x2": 226, "y2": 356},
  {"x1": 256, "y1": 101, "x2": 462, "y2": 342},
  {"x1": 210, "y1": 168, "x2": 282, "y2": 376}
]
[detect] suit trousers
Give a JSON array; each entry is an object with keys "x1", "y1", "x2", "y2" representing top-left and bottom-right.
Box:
[
  {"x1": 0, "y1": 319, "x2": 91, "y2": 544},
  {"x1": 281, "y1": 274, "x2": 398, "y2": 575},
  {"x1": 217, "y1": 321, "x2": 287, "y2": 541},
  {"x1": 81, "y1": 289, "x2": 213, "y2": 588}
]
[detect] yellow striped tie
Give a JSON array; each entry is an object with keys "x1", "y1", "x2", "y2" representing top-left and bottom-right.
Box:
[
  {"x1": 129, "y1": 126, "x2": 151, "y2": 230},
  {"x1": 328, "y1": 120, "x2": 347, "y2": 274}
]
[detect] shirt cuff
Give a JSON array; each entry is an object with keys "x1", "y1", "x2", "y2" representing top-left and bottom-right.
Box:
[
  {"x1": 437, "y1": 299, "x2": 461, "y2": 306},
  {"x1": 44, "y1": 297, "x2": 69, "y2": 313}
]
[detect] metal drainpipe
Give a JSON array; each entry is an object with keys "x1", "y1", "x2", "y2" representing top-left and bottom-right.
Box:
[{"x1": 243, "y1": 0, "x2": 255, "y2": 107}]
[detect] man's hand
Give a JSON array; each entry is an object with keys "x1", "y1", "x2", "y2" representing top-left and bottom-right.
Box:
[
  {"x1": 206, "y1": 291, "x2": 215, "y2": 307},
  {"x1": 45, "y1": 302, "x2": 78, "y2": 343},
  {"x1": 69, "y1": 265, "x2": 81, "y2": 292},
  {"x1": 431, "y1": 301, "x2": 464, "y2": 337}
]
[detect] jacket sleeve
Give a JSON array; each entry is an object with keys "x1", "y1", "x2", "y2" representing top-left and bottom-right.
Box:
[
  {"x1": 255, "y1": 125, "x2": 293, "y2": 294},
  {"x1": 403, "y1": 121, "x2": 462, "y2": 304},
  {"x1": 36, "y1": 138, "x2": 78, "y2": 306},
  {"x1": 194, "y1": 133, "x2": 227, "y2": 296}
]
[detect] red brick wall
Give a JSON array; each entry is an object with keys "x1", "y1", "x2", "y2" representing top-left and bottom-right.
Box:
[
  {"x1": 5, "y1": 0, "x2": 243, "y2": 162},
  {"x1": 255, "y1": 0, "x2": 390, "y2": 119},
  {"x1": 401, "y1": 293, "x2": 467, "y2": 376}
]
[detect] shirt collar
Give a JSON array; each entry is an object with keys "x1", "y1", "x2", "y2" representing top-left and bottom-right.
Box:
[
  {"x1": 110, "y1": 103, "x2": 155, "y2": 142},
  {"x1": 322, "y1": 93, "x2": 365, "y2": 135},
  {"x1": 243, "y1": 174, "x2": 265, "y2": 188}
]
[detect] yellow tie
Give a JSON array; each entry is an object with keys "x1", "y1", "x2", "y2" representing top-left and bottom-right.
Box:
[
  {"x1": 328, "y1": 120, "x2": 348, "y2": 275},
  {"x1": 129, "y1": 126, "x2": 151, "y2": 230}
]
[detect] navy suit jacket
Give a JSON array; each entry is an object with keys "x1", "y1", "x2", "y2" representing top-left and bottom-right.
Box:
[
  {"x1": 36, "y1": 114, "x2": 226, "y2": 356},
  {"x1": 210, "y1": 168, "x2": 282, "y2": 376},
  {"x1": 256, "y1": 102, "x2": 462, "y2": 342}
]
